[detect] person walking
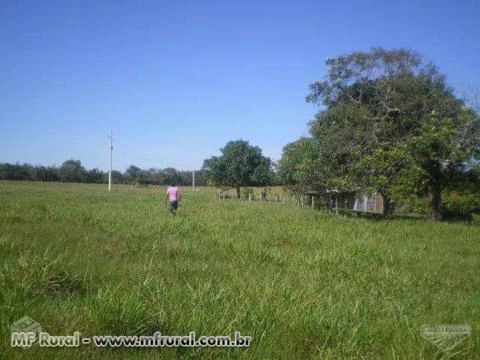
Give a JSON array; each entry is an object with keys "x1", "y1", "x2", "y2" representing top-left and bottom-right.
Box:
[{"x1": 165, "y1": 183, "x2": 181, "y2": 215}]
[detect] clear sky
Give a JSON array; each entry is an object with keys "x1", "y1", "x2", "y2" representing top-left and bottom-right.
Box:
[{"x1": 1, "y1": 0, "x2": 479, "y2": 171}]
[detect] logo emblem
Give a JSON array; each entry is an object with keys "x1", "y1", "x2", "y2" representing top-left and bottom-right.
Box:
[
  {"x1": 11, "y1": 316, "x2": 42, "y2": 348},
  {"x1": 420, "y1": 324, "x2": 471, "y2": 352}
]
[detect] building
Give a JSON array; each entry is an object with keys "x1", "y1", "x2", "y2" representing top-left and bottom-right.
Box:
[{"x1": 306, "y1": 190, "x2": 383, "y2": 213}]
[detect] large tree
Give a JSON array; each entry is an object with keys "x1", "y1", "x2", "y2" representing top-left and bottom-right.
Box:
[
  {"x1": 202, "y1": 140, "x2": 273, "y2": 198},
  {"x1": 306, "y1": 48, "x2": 479, "y2": 219},
  {"x1": 125, "y1": 165, "x2": 142, "y2": 183},
  {"x1": 59, "y1": 160, "x2": 87, "y2": 183}
]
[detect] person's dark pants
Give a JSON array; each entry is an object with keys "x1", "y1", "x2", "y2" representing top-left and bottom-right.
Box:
[{"x1": 169, "y1": 200, "x2": 178, "y2": 214}]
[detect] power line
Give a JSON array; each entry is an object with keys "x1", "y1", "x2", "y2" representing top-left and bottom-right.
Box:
[
  {"x1": 117, "y1": 151, "x2": 197, "y2": 170},
  {"x1": 107, "y1": 132, "x2": 199, "y2": 189},
  {"x1": 121, "y1": 152, "x2": 197, "y2": 189}
]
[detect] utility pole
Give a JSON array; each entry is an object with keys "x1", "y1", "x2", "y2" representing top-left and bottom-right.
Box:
[
  {"x1": 192, "y1": 169, "x2": 195, "y2": 190},
  {"x1": 108, "y1": 130, "x2": 113, "y2": 192}
]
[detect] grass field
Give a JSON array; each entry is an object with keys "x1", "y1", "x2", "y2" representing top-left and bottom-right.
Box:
[{"x1": 0, "y1": 181, "x2": 479, "y2": 359}]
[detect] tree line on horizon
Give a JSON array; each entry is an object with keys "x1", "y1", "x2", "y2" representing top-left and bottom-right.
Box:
[
  {"x1": 2, "y1": 48, "x2": 479, "y2": 220},
  {"x1": 0, "y1": 160, "x2": 211, "y2": 187}
]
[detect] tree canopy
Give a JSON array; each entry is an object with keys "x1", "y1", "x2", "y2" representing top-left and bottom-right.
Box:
[
  {"x1": 277, "y1": 137, "x2": 324, "y2": 196},
  {"x1": 202, "y1": 140, "x2": 274, "y2": 198},
  {"x1": 282, "y1": 47, "x2": 480, "y2": 219},
  {"x1": 0, "y1": 161, "x2": 208, "y2": 186}
]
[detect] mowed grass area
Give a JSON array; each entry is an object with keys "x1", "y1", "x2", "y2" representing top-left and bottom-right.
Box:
[{"x1": 0, "y1": 181, "x2": 479, "y2": 359}]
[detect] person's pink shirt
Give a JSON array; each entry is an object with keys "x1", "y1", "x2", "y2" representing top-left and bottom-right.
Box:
[{"x1": 166, "y1": 186, "x2": 178, "y2": 201}]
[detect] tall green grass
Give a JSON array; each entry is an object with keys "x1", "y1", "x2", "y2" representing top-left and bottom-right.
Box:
[{"x1": 0, "y1": 181, "x2": 479, "y2": 359}]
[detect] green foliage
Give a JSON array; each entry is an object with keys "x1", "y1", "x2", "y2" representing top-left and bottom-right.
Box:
[
  {"x1": 0, "y1": 163, "x2": 60, "y2": 181},
  {"x1": 85, "y1": 168, "x2": 104, "y2": 183},
  {"x1": 278, "y1": 138, "x2": 324, "y2": 194},
  {"x1": 0, "y1": 162, "x2": 209, "y2": 186},
  {"x1": 59, "y1": 159, "x2": 87, "y2": 182},
  {"x1": 441, "y1": 190, "x2": 480, "y2": 220},
  {"x1": 408, "y1": 108, "x2": 480, "y2": 176},
  {"x1": 352, "y1": 146, "x2": 426, "y2": 202},
  {"x1": 202, "y1": 140, "x2": 274, "y2": 197},
  {"x1": 125, "y1": 165, "x2": 142, "y2": 183},
  {"x1": 302, "y1": 47, "x2": 480, "y2": 219}
]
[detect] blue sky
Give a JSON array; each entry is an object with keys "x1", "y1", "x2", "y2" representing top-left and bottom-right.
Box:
[{"x1": 1, "y1": 0, "x2": 479, "y2": 171}]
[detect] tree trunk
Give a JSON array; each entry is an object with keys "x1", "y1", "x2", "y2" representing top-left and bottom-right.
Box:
[
  {"x1": 236, "y1": 185, "x2": 241, "y2": 199},
  {"x1": 427, "y1": 176, "x2": 442, "y2": 220},
  {"x1": 382, "y1": 194, "x2": 395, "y2": 218}
]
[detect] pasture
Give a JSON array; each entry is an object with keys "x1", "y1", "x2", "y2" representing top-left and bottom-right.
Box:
[{"x1": 0, "y1": 181, "x2": 479, "y2": 359}]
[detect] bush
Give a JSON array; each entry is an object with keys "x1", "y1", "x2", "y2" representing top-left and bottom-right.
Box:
[{"x1": 441, "y1": 190, "x2": 480, "y2": 220}]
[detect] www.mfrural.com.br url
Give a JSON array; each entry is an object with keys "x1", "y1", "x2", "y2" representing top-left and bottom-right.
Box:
[{"x1": 11, "y1": 331, "x2": 252, "y2": 348}]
